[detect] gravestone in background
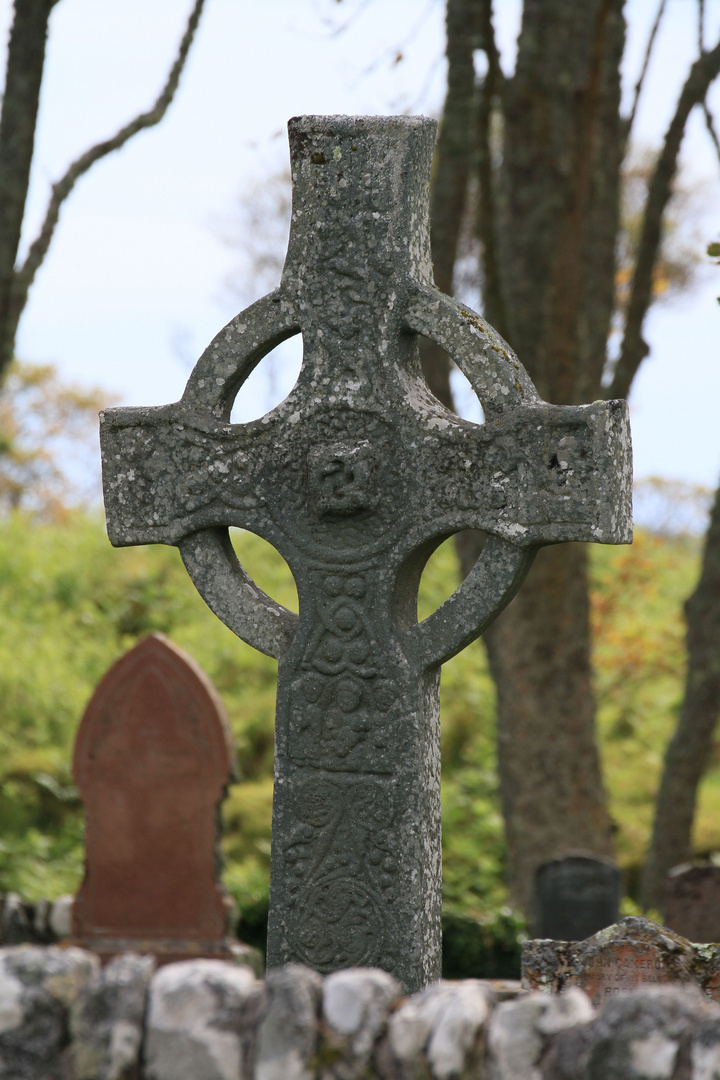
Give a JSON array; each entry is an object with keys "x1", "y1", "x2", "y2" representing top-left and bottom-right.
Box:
[
  {"x1": 100, "y1": 114, "x2": 633, "y2": 991},
  {"x1": 533, "y1": 853, "x2": 621, "y2": 941},
  {"x1": 72, "y1": 633, "x2": 239, "y2": 963},
  {"x1": 522, "y1": 915, "x2": 720, "y2": 1006},
  {"x1": 665, "y1": 863, "x2": 720, "y2": 943}
]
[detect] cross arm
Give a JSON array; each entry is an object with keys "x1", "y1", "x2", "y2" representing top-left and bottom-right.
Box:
[
  {"x1": 100, "y1": 403, "x2": 278, "y2": 548},
  {"x1": 408, "y1": 399, "x2": 633, "y2": 550},
  {"x1": 100, "y1": 403, "x2": 297, "y2": 660}
]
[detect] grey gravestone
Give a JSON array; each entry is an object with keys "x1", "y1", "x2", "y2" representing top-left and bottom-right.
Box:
[
  {"x1": 533, "y1": 853, "x2": 621, "y2": 942},
  {"x1": 100, "y1": 114, "x2": 632, "y2": 992},
  {"x1": 665, "y1": 863, "x2": 720, "y2": 943}
]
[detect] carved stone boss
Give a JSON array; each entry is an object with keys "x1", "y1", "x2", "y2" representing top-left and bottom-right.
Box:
[{"x1": 101, "y1": 115, "x2": 632, "y2": 992}]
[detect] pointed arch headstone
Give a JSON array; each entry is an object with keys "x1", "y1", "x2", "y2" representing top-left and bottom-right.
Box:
[{"x1": 72, "y1": 633, "x2": 239, "y2": 963}]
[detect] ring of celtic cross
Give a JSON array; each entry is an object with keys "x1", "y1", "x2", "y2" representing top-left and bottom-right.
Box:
[{"x1": 100, "y1": 115, "x2": 632, "y2": 992}]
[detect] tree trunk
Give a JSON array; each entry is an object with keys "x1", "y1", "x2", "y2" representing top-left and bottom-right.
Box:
[
  {"x1": 420, "y1": 0, "x2": 480, "y2": 411},
  {"x1": 484, "y1": 545, "x2": 614, "y2": 914},
  {"x1": 479, "y1": 0, "x2": 626, "y2": 913},
  {"x1": 0, "y1": 0, "x2": 54, "y2": 376},
  {"x1": 641, "y1": 486, "x2": 720, "y2": 915}
]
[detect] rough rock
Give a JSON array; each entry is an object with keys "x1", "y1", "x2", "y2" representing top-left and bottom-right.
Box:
[
  {"x1": 49, "y1": 896, "x2": 73, "y2": 940},
  {"x1": 544, "y1": 986, "x2": 720, "y2": 1079},
  {"x1": 143, "y1": 958, "x2": 266, "y2": 1080},
  {"x1": 387, "y1": 979, "x2": 493, "y2": 1079},
  {"x1": 70, "y1": 952, "x2": 156, "y2": 1080},
  {"x1": 0, "y1": 944, "x2": 98, "y2": 1080},
  {"x1": 254, "y1": 964, "x2": 322, "y2": 1080},
  {"x1": 487, "y1": 988, "x2": 594, "y2": 1080},
  {"x1": 322, "y1": 966, "x2": 400, "y2": 1072}
]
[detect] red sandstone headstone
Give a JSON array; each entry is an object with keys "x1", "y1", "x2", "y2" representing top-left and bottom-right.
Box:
[{"x1": 72, "y1": 633, "x2": 238, "y2": 963}]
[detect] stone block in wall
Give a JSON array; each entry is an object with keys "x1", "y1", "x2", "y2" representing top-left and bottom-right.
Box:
[
  {"x1": 543, "y1": 985, "x2": 720, "y2": 1079},
  {"x1": 384, "y1": 979, "x2": 496, "y2": 1080},
  {"x1": 70, "y1": 952, "x2": 156, "y2": 1080},
  {"x1": 143, "y1": 958, "x2": 266, "y2": 1080},
  {"x1": 321, "y1": 967, "x2": 401, "y2": 1077},
  {"x1": 49, "y1": 896, "x2": 74, "y2": 941},
  {"x1": 487, "y1": 987, "x2": 594, "y2": 1080},
  {"x1": 254, "y1": 964, "x2": 322, "y2": 1080},
  {"x1": 0, "y1": 944, "x2": 98, "y2": 1080}
]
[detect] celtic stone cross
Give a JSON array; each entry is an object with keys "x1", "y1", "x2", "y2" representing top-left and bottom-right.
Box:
[{"x1": 101, "y1": 115, "x2": 632, "y2": 992}]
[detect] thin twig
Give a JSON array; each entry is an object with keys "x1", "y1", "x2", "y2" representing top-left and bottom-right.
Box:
[
  {"x1": 14, "y1": 0, "x2": 205, "y2": 303},
  {"x1": 699, "y1": 0, "x2": 706, "y2": 54},
  {"x1": 626, "y1": 0, "x2": 668, "y2": 139}
]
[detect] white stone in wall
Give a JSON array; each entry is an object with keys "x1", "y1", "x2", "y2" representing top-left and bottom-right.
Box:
[
  {"x1": 254, "y1": 964, "x2": 322, "y2": 1080},
  {"x1": 488, "y1": 988, "x2": 594, "y2": 1080},
  {"x1": 71, "y1": 951, "x2": 156, "y2": 1080},
  {"x1": 48, "y1": 895, "x2": 73, "y2": 940},
  {"x1": 322, "y1": 967, "x2": 400, "y2": 1063},
  {"x1": 0, "y1": 945, "x2": 98, "y2": 1080},
  {"x1": 144, "y1": 959, "x2": 265, "y2": 1080},
  {"x1": 388, "y1": 980, "x2": 493, "y2": 1079},
  {"x1": 425, "y1": 981, "x2": 492, "y2": 1079}
]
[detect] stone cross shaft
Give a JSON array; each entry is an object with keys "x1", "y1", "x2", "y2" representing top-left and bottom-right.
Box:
[{"x1": 101, "y1": 115, "x2": 632, "y2": 993}]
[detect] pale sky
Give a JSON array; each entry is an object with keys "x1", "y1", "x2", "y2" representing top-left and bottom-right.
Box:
[{"x1": 3, "y1": 0, "x2": 720, "y2": 492}]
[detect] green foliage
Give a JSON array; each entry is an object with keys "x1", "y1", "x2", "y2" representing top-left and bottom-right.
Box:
[
  {"x1": 0, "y1": 512, "x2": 706, "y2": 926},
  {"x1": 441, "y1": 910, "x2": 526, "y2": 979}
]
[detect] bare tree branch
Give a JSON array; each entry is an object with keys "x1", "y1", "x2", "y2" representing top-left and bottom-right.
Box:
[
  {"x1": 0, "y1": 0, "x2": 55, "y2": 381},
  {"x1": 625, "y1": 0, "x2": 668, "y2": 141},
  {"x1": 704, "y1": 103, "x2": 720, "y2": 164},
  {"x1": 4, "y1": 0, "x2": 205, "y2": 378},
  {"x1": 422, "y1": 0, "x2": 480, "y2": 410},
  {"x1": 609, "y1": 35, "x2": 720, "y2": 401},
  {"x1": 699, "y1": 0, "x2": 706, "y2": 54},
  {"x1": 475, "y1": 0, "x2": 508, "y2": 339}
]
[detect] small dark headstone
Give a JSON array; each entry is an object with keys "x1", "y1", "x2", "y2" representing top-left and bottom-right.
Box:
[
  {"x1": 665, "y1": 862, "x2": 720, "y2": 943},
  {"x1": 533, "y1": 853, "x2": 621, "y2": 941},
  {"x1": 72, "y1": 633, "x2": 241, "y2": 964}
]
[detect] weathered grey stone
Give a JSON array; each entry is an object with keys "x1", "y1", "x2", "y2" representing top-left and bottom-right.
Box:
[
  {"x1": 144, "y1": 958, "x2": 266, "y2": 1080},
  {"x1": 386, "y1": 979, "x2": 499, "y2": 1079},
  {"x1": 322, "y1": 966, "x2": 400, "y2": 1068},
  {"x1": 70, "y1": 952, "x2": 155, "y2": 1080},
  {"x1": 0, "y1": 944, "x2": 98, "y2": 1080},
  {"x1": 49, "y1": 896, "x2": 73, "y2": 941},
  {"x1": 487, "y1": 988, "x2": 594, "y2": 1080},
  {"x1": 690, "y1": 1014, "x2": 720, "y2": 1080},
  {"x1": 254, "y1": 964, "x2": 322, "y2": 1080},
  {"x1": 543, "y1": 986, "x2": 720, "y2": 1080},
  {"x1": 423, "y1": 981, "x2": 490, "y2": 1079},
  {"x1": 101, "y1": 114, "x2": 633, "y2": 992}
]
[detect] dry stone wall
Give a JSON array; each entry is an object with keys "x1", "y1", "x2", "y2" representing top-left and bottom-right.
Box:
[{"x1": 3, "y1": 944, "x2": 720, "y2": 1079}]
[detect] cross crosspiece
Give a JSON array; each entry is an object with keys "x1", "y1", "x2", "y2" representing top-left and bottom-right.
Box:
[{"x1": 101, "y1": 115, "x2": 632, "y2": 992}]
